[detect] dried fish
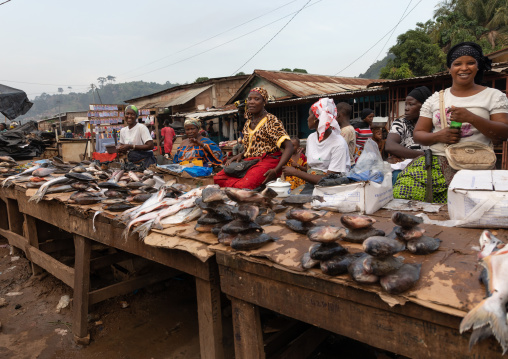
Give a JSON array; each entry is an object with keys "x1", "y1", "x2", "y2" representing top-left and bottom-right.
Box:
[
  {"x1": 128, "y1": 171, "x2": 141, "y2": 182},
  {"x1": 2, "y1": 164, "x2": 42, "y2": 187},
  {"x1": 132, "y1": 193, "x2": 153, "y2": 203},
  {"x1": 222, "y1": 219, "x2": 263, "y2": 234},
  {"x1": 255, "y1": 210, "x2": 275, "y2": 226},
  {"x1": 363, "y1": 236, "x2": 405, "y2": 258},
  {"x1": 103, "y1": 203, "x2": 135, "y2": 212},
  {"x1": 286, "y1": 209, "x2": 327, "y2": 222},
  {"x1": 202, "y1": 187, "x2": 227, "y2": 203},
  {"x1": 407, "y1": 236, "x2": 441, "y2": 255},
  {"x1": 282, "y1": 195, "x2": 324, "y2": 208},
  {"x1": 307, "y1": 225, "x2": 346, "y2": 243},
  {"x1": 342, "y1": 228, "x2": 385, "y2": 244},
  {"x1": 310, "y1": 242, "x2": 348, "y2": 260},
  {"x1": 32, "y1": 167, "x2": 57, "y2": 177},
  {"x1": 29, "y1": 176, "x2": 70, "y2": 203},
  {"x1": 65, "y1": 172, "x2": 95, "y2": 182},
  {"x1": 380, "y1": 263, "x2": 421, "y2": 294},
  {"x1": 104, "y1": 190, "x2": 124, "y2": 198},
  {"x1": 301, "y1": 247, "x2": 320, "y2": 270},
  {"x1": 320, "y1": 253, "x2": 364, "y2": 276},
  {"x1": 340, "y1": 214, "x2": 376, "y2": 230},
  {"x1": 232, "y1": 204, "x2": 259, "y2": 222},
  {"x1": 362, "y1": 255, "x2": 404, "y2": 276},
  {"x1": 394, "y1": 226, "x2": 426, "y2": 241},
  {"x1": 285, "y1": 219, "x2": 315, "y2": 235},
  {"x1": 197, "y1": 212, "x2": 232, "y2": 225},
  {"x1": 231, "y1": 232, "x2": 276, "y2": 251},
  {"x1": 348, "y1": 253, "x2": 379, "y2": 284},
  {"x1": 159, "y1": 207, "x2": 202, "y2": 227},
  {"x1": 218, "y1": 231, "x2": 236, "y2": 246},
  {"x1": 391, "y1": 212, "x2": 423, "y2": 229}
]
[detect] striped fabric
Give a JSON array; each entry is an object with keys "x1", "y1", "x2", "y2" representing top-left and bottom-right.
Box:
[{"x1": 355, "y1": 127, "x2": 373, "y2": 151}]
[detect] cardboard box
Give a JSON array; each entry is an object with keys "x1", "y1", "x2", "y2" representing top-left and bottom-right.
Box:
[
  {"x1": 448, "y1": 170, "x2": 508, "y2": 228},
  {"x1": 311, "y1": 172, "x2": 393, "y2": 214}
]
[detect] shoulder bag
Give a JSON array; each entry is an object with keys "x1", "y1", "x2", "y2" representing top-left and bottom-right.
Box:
[
  {"x1": 439, "y1": 90, "x2": 496, "y2": 171},
  {"x1": 223, "y1": 159, "x2": 260, "y2": 178}
]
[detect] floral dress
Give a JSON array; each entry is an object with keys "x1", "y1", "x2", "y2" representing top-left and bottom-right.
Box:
[{"x1": 285, "y1": 153, "x2": 307, "y2": 190}]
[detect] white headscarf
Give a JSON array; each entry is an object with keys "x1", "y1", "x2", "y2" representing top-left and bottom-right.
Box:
[{"x1": 311, "y1": 98, "x2": 340, "y2": 142}]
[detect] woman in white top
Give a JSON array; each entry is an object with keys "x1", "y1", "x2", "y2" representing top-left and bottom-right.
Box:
[
  {"x1": 117, "y1": 105, "x2": 156, "y2": 168},
  {"x1": 282, "y1": 98, "x2": 350, "y2": 185},
  {"x1": 394, "y1": 42, "x2": 508, "y2": 203}
]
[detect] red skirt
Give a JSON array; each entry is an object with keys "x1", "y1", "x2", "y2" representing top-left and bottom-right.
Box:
[{"x1": 214, "y1": 152, "x2": 282, "y2": 189}]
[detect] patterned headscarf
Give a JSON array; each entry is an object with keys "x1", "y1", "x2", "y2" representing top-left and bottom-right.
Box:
[
  {"x1": 446, "y1": 42, "x2": 492, "y2": 83},
  {"x1": 311, "y1": 98, "x2": 340, "y2": 142},
  {"x1": 249, "y1": 87, "x2": 268, "y2": 102},
  {"x1": 125, "y1": 105, "x2": 139, "y2": 117},
  {"x1": 184, "y1": 117, "x2": 201, "y2": 128}
]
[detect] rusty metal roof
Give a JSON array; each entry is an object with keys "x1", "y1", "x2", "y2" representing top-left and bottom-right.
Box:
[{"x1": 368, "y1": 62, "x2": 508, "y2": 87}]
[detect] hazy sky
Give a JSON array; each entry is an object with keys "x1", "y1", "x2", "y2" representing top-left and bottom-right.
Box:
[{"x1": 1, "y1": 0, "x2": 440, "y2": 99}]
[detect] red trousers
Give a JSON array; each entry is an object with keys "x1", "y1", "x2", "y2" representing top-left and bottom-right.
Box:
[{"x1": 214, "y1": 152, "x2": 282, "y2": 189}]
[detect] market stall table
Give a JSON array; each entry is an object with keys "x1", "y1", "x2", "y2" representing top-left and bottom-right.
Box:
[
  {"x1": 0, "y1": 184, "x2": 225, "y2": 359},
  {"x1": 212, "y1": 210, "x2": 506, "y2": 359}
]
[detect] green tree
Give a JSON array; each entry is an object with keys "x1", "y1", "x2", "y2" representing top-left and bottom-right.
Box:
[
  {"x1": 194, "y1": 77, "x2": 210, "y2": 83},
  {"x1": 235, "y1": 72, "x2": 246, "y2": 76},
  {"x1": 280, "y1": 68, "x2": 292, "y2": 72},
  {"x1": 106, "y1": 75, "x2": 116, "y2": 84},
  {"x1": 292, "y1": 68, "x2": 308, "y2": 73},
  {"x1": 380, "y1": 26, "x2": 446, "y2": 79},
  {"x1": 380, "y1": 63, "x2": 414, "y2": 80},
  {"x1": 97, "y1": 77, "x2": 107, "y2": 88}
]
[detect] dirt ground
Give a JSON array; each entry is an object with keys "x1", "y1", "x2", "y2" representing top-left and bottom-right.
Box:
[{"x1": 0, "y1": 236, "x2": 402, "y2": 359}]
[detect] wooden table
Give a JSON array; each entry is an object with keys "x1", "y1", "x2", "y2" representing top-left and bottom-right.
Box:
[
  {"x1": 0, "y1": 186, "x2": 224, "y2": 359},
  {"x1": 213, "y1": 212, "x2": 505, "y2": 359}
]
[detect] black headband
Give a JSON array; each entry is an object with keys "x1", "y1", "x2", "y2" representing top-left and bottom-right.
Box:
[
  {"x1": 446, "y1": 42, "x2": 492, "y2": 83},
  {"x1": 407, "y1": 86, "x2": 432, "y2": 104}
]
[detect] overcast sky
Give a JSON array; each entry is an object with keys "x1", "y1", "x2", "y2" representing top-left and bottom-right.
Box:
[{"x1": 1, "y1": 0, "x2": 440, "y2": 99}]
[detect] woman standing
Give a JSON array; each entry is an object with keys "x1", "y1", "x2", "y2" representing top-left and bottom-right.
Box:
[
  {"x1": 282, "y1": 98, "x2": 350, "y2": 185},
  {"x1": 161, "y1": 120, "x2": 176, "y2": 156},
  {"x1": 214, "y1": 87, "x2": 293, "y2": 189},
  {"x1": 117, "y1": 105, "x2": 156, "y2": 169},
  {"x1": 394, "y1": 42, "x2": 508, "y2": 203},
  {"x1": 173, "y1": 118, "x2": 222, "y2": 166}
]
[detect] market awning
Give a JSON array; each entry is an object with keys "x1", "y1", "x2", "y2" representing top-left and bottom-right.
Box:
[
  {"x1": 163, "y1": 85, "x2": 213, "y2": 107},
  {"x1": 0, "y1": 84, "x2": 33, "y2": 120},
  {"x1": 175, "y1": 109, "x2": 238, "y2": 119}
]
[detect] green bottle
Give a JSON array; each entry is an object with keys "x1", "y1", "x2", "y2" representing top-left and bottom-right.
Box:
[{"x1": 449, "y1": 121, "x2": 462, "y2": 130}]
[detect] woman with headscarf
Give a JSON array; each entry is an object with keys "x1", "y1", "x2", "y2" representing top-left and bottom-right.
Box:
[
  {"x1": 214, "y1": 87, "x2": 293, "y2": 189},
  {"x1": 385, "y1": 86, "x2": 432, "y2": 183},
  {"x1": 353, "y1": 108, "x2": 375, "y2": 158},
  {"x1": 394, "y1": 42, "x2": 508, "y2": 203},
  {"x1": 282, "y1": 98, "x2": 350, "y2": 185},
  {"x1": 173, "y1": 117, "x2": 222, "y2": 166},
  {"x1": 117, "y1": 105, "x2": 156, "y2": 168}
]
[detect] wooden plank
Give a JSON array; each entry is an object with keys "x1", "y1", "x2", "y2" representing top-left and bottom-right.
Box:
[
  {"x1": 6, "y1": 198, "x2": 23, "y2": 235},
  {"x1": 90, "y1": 251, "x2": 135, "y2": 271},
  {"x1": 38, "y1": 239, "x2": 75, "y2": 253},
  {"x1": 0, "y1": 197, "x2": 9, "y2": 230},
  {"x1": 195, "y1": 268, "x2": 224, "y2": 359},
  {"x1": 24, "y1": 214, "x2": 43, "y2": 275},
  {"x1": 0, "y1": 227, "x2": 28, "y2": 250},
  {"x1": 219, "y1": 264, "x2": 502, "y2": 359},
  {"x1": 273, "y1": 326, "x2": 329, "y2": 359},
  {"x1": 264, "y1": 320, "x2": 308, "y2": 357},
  {"x1": 231, "y1": 297, "x2": 265, "y2": 359},
  {"x1": 88, "y1": 269, "x2": 178, "y2": 305},
  {"x1": 73, "y1": 234, "x2": 91, "y2": 343},
  {"x1": 26, "y1": 245, "x2": 74, "y2": 288}
]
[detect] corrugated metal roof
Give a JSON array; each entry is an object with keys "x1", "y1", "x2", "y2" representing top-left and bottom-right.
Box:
[
  {"x1": 368, "y1": 62, "x2": 508, "y2": 87},
  {"x1": 163, "y1": 85, "x2": 213, "y2": 107},
  {"x1": 173, "y1": 109, "x2": 238, "y2": 119}
]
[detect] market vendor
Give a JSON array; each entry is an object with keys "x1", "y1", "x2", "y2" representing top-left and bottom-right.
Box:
[
  {"x1": 117, "y1": 105, "x2": 156, "y2": 168},
  {"x1": 353, "y1": 108, "x2": 374, "y2": 157},
  {"x1": 394, "y1": 42, "x2": 508, "y2": 203},
  {"x1": 282, "y1": 98, "x2": 350, "y2": 185},
  {"x1": 214, "y1": 87, "x2": 293, "y2": 189},
  {"x1": 284, "y1": 137, "x2": 307, "y2": 190},
  {"x1": 173, "y1": 117, "x2": 223, "y2": 166}
]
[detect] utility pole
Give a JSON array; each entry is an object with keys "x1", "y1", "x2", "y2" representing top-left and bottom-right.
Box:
[
  {"x1": 57, "y1": 99, "x2": 62, "y2": 133},
  {"x1": 91, "y1": 84, "x2": 96, "y2": 103}
]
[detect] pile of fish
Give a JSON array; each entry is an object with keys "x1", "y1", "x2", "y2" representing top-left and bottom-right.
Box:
[
  {"x1": 200, "y1": 187, "x2": 280, "y2": 251},
  {"x1": 283, "y1": 195, "x2": 326, "y2": 234},
  {"x1": 300, "y1": 214, "x2": 422, "y2": 295},
  {"x1": 390, "y1": 212, "x2": 441, "y2": 254},
  {"x1": 341, "y1": 214, "x2": 385, "y2": 243},
  {"x1": 461, "y1": 230, "x2": 508, "y2": 354}
]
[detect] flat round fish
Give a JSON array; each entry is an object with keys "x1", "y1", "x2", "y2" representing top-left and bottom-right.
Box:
[
  {"x1": 362, "y1": 255, "x2": 404, "y2": 276},
  {"x1": 285, "y1": 219, "x2": 315, "y2": 235},
  {"x1": 342, "y1": 228, "x2": 385, "y2": 244},
  {"x1": 391, "y1": 212, "x2": 423, "y2": 229},
  {"x1": 286, "y1": 209, "x2": 327, "y2": 223},
  {"x1": 230, "y1": 232, "x2": 275, "y2": 251},
  {"x1": 65, "y1": 172, "x2": 95, "y2": 182},
  {"x1": 407, "y1": 236, "x2": 441, "y2": 254},
  {"x1": 310, "y1": 242, "x2": 348, "y2": 260},
  {"x1": 363, "y1": 236, "x2": 405, "y2": 258},
  {"x1": 380, "y1": 263, "x2": 421, "y2": 294},
  {"x1": 340, "y1": 214, "x2": 376, "y2": 230},
  {"x1": 307, "y1": 226, "x2": 346, "y2": 243}
]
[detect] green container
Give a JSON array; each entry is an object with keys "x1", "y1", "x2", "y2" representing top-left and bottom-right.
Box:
[{"x1": 449, "y1": 121, "x2": 462, "y2": 129}]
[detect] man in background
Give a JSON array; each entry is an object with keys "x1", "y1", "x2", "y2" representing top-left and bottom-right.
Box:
[{"x1": 336, "y1": 102, "x2": 356, "y2": 167}]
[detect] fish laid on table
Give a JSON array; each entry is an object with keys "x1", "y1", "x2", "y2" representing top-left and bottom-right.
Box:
[
  {"x1": 118, "y1": 187, "x2": 168, "y2": 222},
  {"x1": 158, "y1": 207, "x2": 202, "y2": 227},
  {"x1": 230, "y1": 232, "x2": 277, "y2": 251},
  {"x1": 29, "y1": 176, "x2": 47, "y2": 182},
  {"x1": 32, "y1": 167, "x2": 57, "y2": 177},
  {"x1": 391, "y1": 212, "x2": 423, "y2": 229},
  {"x1": 2, "y1": 164, "x2": 42, "y2": 187},
  {"x1": 202, "y1": 187, "x2": 227, "y2": 203},
  {"x1": 310, "y1": 242, "x2": 348, "y2": 261},
  {"x1": 363, "y1": 236, "x2": 405, "y2": 258},
  {"x1": 286, "y1": 209, "x2": 327, "y2": 222},
  {"x1": 218, "y1": 231, "x2": 236, "y2": 245},
  {"x1": 65, "y1": 172, "x2": 95, "y2": 182},
  {"x1": 70, "y1": 191, "x2": 102, "y2": 200},
  {"x1": 45, "y1": 184, "x2": 73, "y2": 194},
  {"x1": 232, "y1": 204, "x2": 260, "y2": 222},
  {"x1": 131, "y1": 193, "x2": 152, "y2": 203},
  {"x1": 197, "y1": 212, "x2": 232, "y2": 225},
  {"x1": 394, "y1": 226, "x2": 426, "y2": 241},
  {"x1": 340, "y1": 214, "x2": 376, "y2": 230},
  {"x1": 126, "y1": 182, "x2": 146, "y2": 189},
  {"x1": 128, "y1": 171, "x2": 141, "y2": 182},
  {"x1": 285, "y1": 219, "x2": 315, "y2": 235},
  {"x1": 406, "y1": 236, "x2": 441, "y2": 254},
  {"x1": 301, "y1": 248, "x2": 320, "y2": 270},
  {"x1": 281, "y1": 195, "x2": 325, "y2": 208},
  {"x1": 71, "y1": 182, "x2": 92, "y2": 191},
  {"x1": 320, "y1": 253, "x2": 364, "y2": 276},
  {"x1": 460, "y1": 246, "x2": 508, "y2": 354},
  {"x1": 222, "y1": 219, "x2": 263, "y2": 235},
  {"x1": 379, "y1": 263, "x2": 421, "y2": 294},
  {"x1": 0, "y1": 156, "x2": 16, "y2": 163},
  {"x1": 255, "y1": 210, "x2": 275, "y2": 226},
  {"x1": 362, "y1": 255, "x2": 404, "y2": 276},
  {"x1": 307, "y1": 226, "x2": 346, "y2": 243},
  {"x1": 348, "y1": 253, "x2": 379, "y2": 284},
  {"x1": 28, "y1": 176, "x2": 70, "y2": 203},
  {"x1": 104, "y1": 190, "x2": 124, "y2": 198},
  {"x1": 0, "y1": 161, "x2": 17, "y2": 167},
  {"x1": 68, "y1": 197, "x2": 103, "y2": 205},
  {"x1": 225, "y1": 187, "x2": 277, "y2": 207},
  {"x1": 478, "y1": 230, "x2": 506, "y2": 260},
  {"x1": 342, "y1": 227, "x2": 385, "y2": 244},
  {"x1": 103, "y1": 203, "x2": 136, "y2": 212}
]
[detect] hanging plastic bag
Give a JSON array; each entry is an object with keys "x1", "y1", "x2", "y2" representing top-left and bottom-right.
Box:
[{"x1": 347, "y1": 139, "x2": 387, "y2": 183}]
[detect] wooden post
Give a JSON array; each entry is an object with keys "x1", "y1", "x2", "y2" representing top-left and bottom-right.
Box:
[
  {"x1": 195, "y1": 267, "x2": 225, "y2": 359},
  {"x1": 73, "y1": 234, "x2": 91, "y2": 345},
  {"x1": 6, "y1": 198, "x2": 23, "y2": 254},
  {"x1": 24, "y1": 214, "x2": 43, "y2": 276},
  {"x1": 0, "y1": 198, "x2": 9, "y2": 230},
  {"x1": 154, "y1": 112, "x2": 162, "y2": 155},
  {"x1": 231, "y1": 297, "x2": 265, "y2": 359}
]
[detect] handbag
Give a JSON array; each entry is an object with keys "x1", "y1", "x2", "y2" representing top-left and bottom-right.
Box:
[
  {"x1": 439, "y1": 90, "x2": 496, "y2": 171},
  {"x1": 223, "y1": 159, "x2": 260, "y2": 178}
]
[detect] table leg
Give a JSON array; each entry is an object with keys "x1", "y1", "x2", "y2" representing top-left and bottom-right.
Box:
[
  {"x1": 231, "y1": 297, "x2": 265, "y2": 359},
  {"x1": 24, "y1": 214, "x2": 43, "y2": 276},
  {"x1": 6, "y1": 198, "x2": 23, "y2": 255},
  {"x1": 196, "y1": 274, "x2": 225, "y2": 359},
  {"x1": 73, "y1": 234, "x2": 91, "y2": 345}
]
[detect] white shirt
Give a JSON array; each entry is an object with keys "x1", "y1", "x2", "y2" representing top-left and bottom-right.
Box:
[
  {"x1": 420, "y1": 87, "x2": 508, "y2": 156},
  {"x1": 306, "y1": 131, "x2": 350, "y2": 173},
  {"x1": 119, "y1": 123, "x2": 152, "y2": 147}
]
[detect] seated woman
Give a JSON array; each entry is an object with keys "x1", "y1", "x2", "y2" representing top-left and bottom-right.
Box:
[
  {"x1": 214, "y1": 87, "x2": 293, "y2": 189},
  {"x1": 282, "y1": 98, "x2": 350, "y2": 185},
  {"x1": 353, "y1": 108, "x2": 374, "y2": 158},
  {"x1": 394, "y1": 42, "x2": 508, "y2": 203},
  {"x1": 117, "y1": 105, "x2": 156, "y2": 169},
  {"x1": 385, "y1": 86, "x2": 432, "y2": 184},
  {"x1": 284, "y1": 137, "x2": 307, "y2": 190},
  {"x1": 173, "y1": 118, "x2": 222, "y2": 166}
]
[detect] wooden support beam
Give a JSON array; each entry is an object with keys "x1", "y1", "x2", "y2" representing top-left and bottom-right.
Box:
[
  {"x1": 88, "y1": 268, "x2": 178, "y2": 305},
  {"x1": 196, "y1": 268, "x2": 224, "y2": 359},
  {"x1": 6, "y1": 198, "x2": 23, "y2": 235},
  {"x1": 231, "y1": 297, "x2": 265, "y2": 359},
  {"x1": 89, "y1": 251, "x2": 135, "y2": 271},
  {"x1": 0, "y1": 197, "x2": 9, "y2": 230},
  {"x1": 271, "y1": 326, "x2": 329, "y2": 359},
  {"x1": 38, "y1": 239, "x2": 75, "y2": 253},
  {"x1": 24, "y1": 214, "x2": 43, "y2": 276},
  {"x1": 0, "y1": 227, "x2": 28, "y2": 250},
  {"x1": 73, "y1": 234, "x2": 91, "y2": 344},
  {"x1": 26, "y1": 245, "x2": 75, "y2": 288}
]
